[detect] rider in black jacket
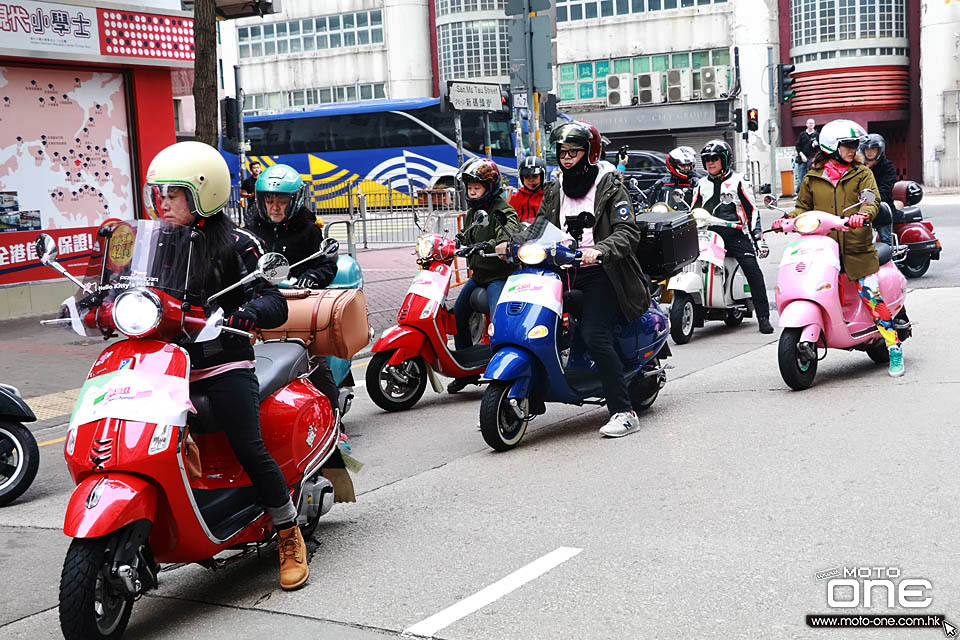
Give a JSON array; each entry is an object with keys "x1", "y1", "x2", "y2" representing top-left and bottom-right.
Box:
[
  {"x1": 244, "y1": 164, "x2": 341, "y2": 410},
  {"x1": 861, "y1": 133, "x2": 896, "y2": 244},
  {"x1": 642, "y1": 146, "x2": 698, "y2": 210}
]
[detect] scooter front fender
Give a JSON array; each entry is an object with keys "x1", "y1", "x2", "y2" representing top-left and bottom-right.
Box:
[
  {"x1": 778, "y1": 300, "x2": 824, "y2": 344},
  {"x1": 485, "y1": 346, "x2": 535, "y2": 382},
  {"x1": 64, "y1": 473, "x2": 158, "y2": 539},
  {"x1": 372, "y1": 325, "x2": 429, "y2": 365}
]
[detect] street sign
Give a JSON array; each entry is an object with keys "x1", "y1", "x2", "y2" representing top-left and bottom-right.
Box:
[
  {"x1": 446, "y1": 81, "x2": 502, "y2": 112},
  {"x1": 514, "y1": 93, "x2": 528, "y2": 109},
  {"x1": 505, "y1": 0, "x2": 551, "y2": 16},
  {"x1": 530, "y1": 15, "x2": 552, "y2": 92}
]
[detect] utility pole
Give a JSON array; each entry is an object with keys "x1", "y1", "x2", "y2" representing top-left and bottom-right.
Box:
[
  {"x1": 234, "y1": 64, "x2": 246, "y2": 181},
  {"x1": 767, "y1": 46, "x2": 779, "y2": 196},
  {"x1": 483, "y1": 112, "x2": 492, "y2": 160},
  {"x1": 524, "y1": 3, "x2": 536, "y2": 154},
  {"x1": 741, "y1": 91, "x2": 751, "y2": 183}
]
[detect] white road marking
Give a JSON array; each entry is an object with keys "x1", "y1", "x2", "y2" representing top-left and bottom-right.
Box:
[{"x1": 402, "y1": 546, "x2": 583, "y2": 638}]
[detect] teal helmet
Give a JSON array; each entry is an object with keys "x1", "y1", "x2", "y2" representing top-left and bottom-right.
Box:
[{"x1": 255, "y1": 163, "x2": 306, "y2": 225}]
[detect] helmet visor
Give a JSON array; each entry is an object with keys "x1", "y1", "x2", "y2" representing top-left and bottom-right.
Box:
[
  {"x1": 257, "y1": 191, "x2": 298, "y2": 224},
  {"x1": 143, "y1": 183, "x2": 199, "y2": 222}
]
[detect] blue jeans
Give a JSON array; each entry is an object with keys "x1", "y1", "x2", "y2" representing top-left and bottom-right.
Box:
[
  {"x1": 453, "y1": 277, "x2": 505, "y2": 350},
  {"x1": 795, "y1": 159, "x2": 809, "y2": 192}
]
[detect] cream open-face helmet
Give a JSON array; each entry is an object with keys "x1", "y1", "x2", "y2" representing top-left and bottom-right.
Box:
[{"x1": 143, "y1": 141, "x2": 231, "y2": 219}]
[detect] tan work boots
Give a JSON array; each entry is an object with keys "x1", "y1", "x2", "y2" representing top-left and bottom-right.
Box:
[{"x1": 277, "y1": 525, "x2": 309, "y2": 590}]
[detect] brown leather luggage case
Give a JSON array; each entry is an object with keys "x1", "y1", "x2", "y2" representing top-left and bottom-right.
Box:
[{"x1": 261, "y1": 289, "x2": 370, "y2": 360}]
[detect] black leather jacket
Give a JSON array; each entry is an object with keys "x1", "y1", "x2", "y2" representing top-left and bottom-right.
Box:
[{"x1": 245, "y1": 205, "x2": 338, "y2": 286}]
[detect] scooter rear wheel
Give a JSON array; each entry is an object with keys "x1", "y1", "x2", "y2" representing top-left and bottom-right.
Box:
[
  {"x1": 778, "y1": 328, "x2": 818, "y2": 390},
  {"x1": 723, "y1": 308, "x2": 744, "y2": 327},
  {"x1": 59, "y1": 537, "x2": 135, "y2": 640},
  {"x1": 366, "y1": 351, "x2": 428, "y2": 412},
  {"x1": 865, "y1": 340, "x2": 890, "y2": 364},
  {"x1": 0, "y1": 421, "x2": 39, "y2": 507},
  {"x1": 898, "y1": 254, "x2": 931, "y2": 278},
  {"x1": 479, "y1": 382, "x2": 529, "y2": 452}
]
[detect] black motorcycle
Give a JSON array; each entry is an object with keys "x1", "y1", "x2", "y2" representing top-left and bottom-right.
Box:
[{"x1": 0, "y1": 383, "x2": 39, "y2": 506}]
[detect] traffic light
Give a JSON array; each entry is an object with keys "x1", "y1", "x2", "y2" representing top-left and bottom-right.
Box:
[
  {"x1": 777, "y1": 63, "x2": 796, "y2": 103},
  {"x1": 543, "y1": 93, "x2": 557, "y2": 124},
  {"x1": 733, "y1": 107, "x2": 743, "y2": 133},
  {"x1": 220, "y1": 97, "x2": 239, "y2": 141},
  {"x1": 500, "y1": 87, "x2": 513, "y2": 112},
  {"x1": 747, "y1": 108, "x2": 759, "y2": 131}
]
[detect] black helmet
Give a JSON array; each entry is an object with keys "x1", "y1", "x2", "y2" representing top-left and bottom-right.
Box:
[
  {"x1": 666, "y1": 146, "x2": 697, "y2": 180},
  {"x1": 700, "y1": 140, "x2": 733, "y2": 176},
  {"x1": 518, "y1": 156, "x2": 546, "y2": 190},
  {"x1": 860, "y1": 133, "x2": 886, "y2": 161},
  {"x1": 457, "y1": 157, "x2": 502, "y2": 206},
  {"x1": 549, "y1": 121, "x2": 603, "y2": 165}
]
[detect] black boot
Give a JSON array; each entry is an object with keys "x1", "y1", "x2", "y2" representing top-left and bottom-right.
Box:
[
  {"x1": 758, "y1": 317, "x2": 774, "y2": 334},
  {"x1": 447, "y1": 375, "x2": 481, "y2": 394}
]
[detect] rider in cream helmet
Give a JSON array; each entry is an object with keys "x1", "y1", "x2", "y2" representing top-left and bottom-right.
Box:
[{"x1": 143, "y1": 142, "x2": 312, "y2": 591}]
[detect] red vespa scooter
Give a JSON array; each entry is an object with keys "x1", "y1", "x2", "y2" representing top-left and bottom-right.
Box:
[
  {"x1": 36, "y1": 220, "x2": 341, "y2": 640},
  {"x1": 891, "y1": 180, "x2": 942, "y2": 278},
  {"x1": 365, "y1": 211, "x2": 493, "y2": 411}
]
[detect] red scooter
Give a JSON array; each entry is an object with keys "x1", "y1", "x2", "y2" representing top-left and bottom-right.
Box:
[
  {"x1": 891, "y1": 180, "x2": 942, "y2": 278},
  {"x1": 365, "y1": 211, "x2": 493, "y2": 411},
  {"x1": 36, "y1": 220, "x2": 341, "y2": 640}
]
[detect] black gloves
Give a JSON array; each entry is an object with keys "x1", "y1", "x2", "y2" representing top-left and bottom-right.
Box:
[
  {"x1": 296, "y1": 270, "x2": 324, "y2": 289},
  {"x1": 224, "y1": 305, "x2": 258, "y2": 332}
]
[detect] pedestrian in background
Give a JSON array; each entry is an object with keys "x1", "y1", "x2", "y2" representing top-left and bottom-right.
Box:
[
  {"x1": 240, "y1": 160, "x2": 262, "y2": 223},
  {"x1": 795, "y1": 119, "x2": 818, "y2": 192}
]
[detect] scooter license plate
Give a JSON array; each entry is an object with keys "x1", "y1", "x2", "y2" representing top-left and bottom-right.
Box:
[{"x1": 498, "y1": 273, "x2": 563, "y2": 316}]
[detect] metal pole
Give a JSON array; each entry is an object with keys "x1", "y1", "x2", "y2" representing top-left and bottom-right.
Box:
[
  {"x1": 767, "y1": 46, "x2": 779, "y2": 196},
  {"x1": 234, "y1": 65, "x2": 245, "y2": 182},
  {"x1": 454, "y1": 111, "x2": 464, "y2": 169},
  {"x1": 533, "y1": 92, "x2": 541, "y2": 158},
  {"x1": 741, "y1": 91, "x2": 751, "y2": 179},
  {"x1": 524, "y1": 1, "x2": 535, "y2": 154},
  {"x1": 483, "y1": 112, "x2": 492, "y2": 160},
  {"x1": 359, "y1": 194, "x2": 369, "y2": 250}
]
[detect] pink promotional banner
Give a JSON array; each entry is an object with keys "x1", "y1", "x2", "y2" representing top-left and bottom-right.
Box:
[{"x1": 0, "y1": 226, "x2": 98, "y2": 285}]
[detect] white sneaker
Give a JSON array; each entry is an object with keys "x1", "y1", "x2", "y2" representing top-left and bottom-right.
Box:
[{"x1": 599, "y1": 411, "x2": 640, "y2": 438}]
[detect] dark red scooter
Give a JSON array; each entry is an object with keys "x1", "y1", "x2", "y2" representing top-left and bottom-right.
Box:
[
  {"x1": 891, "y1": 180, "x2": 942, "y2": 278},
  {"x1": 36, "y1": 220, "x2": 341, "y2": 640}
]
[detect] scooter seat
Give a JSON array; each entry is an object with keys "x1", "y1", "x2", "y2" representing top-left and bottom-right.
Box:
[
  {"x1": 876, "y1": 242, "x2": 893, "y2": 266},
  {"x1": 469, "y1": 286, "x2": 488, "y2": 314},
  {"x1": 892, "y1": 205, "x2": 922, "y2": 225},
  {"x1": 254, "y1": 342, "x2": 310, "y2": 402}
]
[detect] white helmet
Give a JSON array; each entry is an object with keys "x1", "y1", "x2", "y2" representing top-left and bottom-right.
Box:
[
  {"x1": 143, "y1": 141, "x2": 231, "y2": 219},
  {"x1": 819, "y1": 119, "x2": 867, "y2": 156}
]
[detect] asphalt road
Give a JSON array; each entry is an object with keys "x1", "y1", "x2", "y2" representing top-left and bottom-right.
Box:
[{"x1": 0, "y1": 197, "x2": 956, "y2": 639}]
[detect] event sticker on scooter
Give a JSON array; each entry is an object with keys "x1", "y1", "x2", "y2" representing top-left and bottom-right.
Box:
[
  {"x1": 408, "y1": 269, "x2": 450, "y2": 304},
  {"x1": 781, "y1": 238, "x2": 840, "y2": 270},
  {"x1": 498, "y1": 273, "x2": 563, "y2": 317},
  {"x1": 68, "y1": 369, "x2": 193, "y2": 431}
]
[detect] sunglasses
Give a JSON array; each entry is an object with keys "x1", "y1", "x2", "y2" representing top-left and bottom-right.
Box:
[
  {"x1": 702, "y1": 154, "x2": 722, "y2": 162},
  {"x1": 558, "y1": 148, "x2": 584, "y2": 159}
]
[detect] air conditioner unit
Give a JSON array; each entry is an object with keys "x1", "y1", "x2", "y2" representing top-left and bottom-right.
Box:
[
  {"x1": 606, "y1": 73, "x2": 633, "y2": 108},
  {"x1": 700, "y1": 65, "x2": 730, "y2": 100},
  {"x1": 666, "y1": 68, "x2": 692, "y2": 102},
  {"x1": 636, "y1": 72, "x2": 664, "y2": 105}
]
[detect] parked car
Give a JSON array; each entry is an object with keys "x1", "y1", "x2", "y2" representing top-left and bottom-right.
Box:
[{"x1": 606, "y1": 150, "x2": 670, "y2": 191}]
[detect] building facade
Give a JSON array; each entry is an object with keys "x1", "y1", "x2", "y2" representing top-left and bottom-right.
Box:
[
  {"x1": 920, "y1": 0, "x2": 960, "y2": 188},
  {"x1": 553, "y1": 0, "x2": 781, "y2": 183},
  {"x1": 434, "y1": 0, "x2": 511, "y2": 87},
  {"x1": 219, "y1": 0, "x2": 433, "y2": 115},
  {"x1": 778, "y1": 0, "x2": 920, "y2": 180}
]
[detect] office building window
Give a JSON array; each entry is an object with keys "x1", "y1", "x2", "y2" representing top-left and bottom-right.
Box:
[
  {"x1": 438, "y1": 19, "x2": 509, "y2": 79},
  {"x1": 557, "y1": 0, "x2": 728, "y2": 21},
  {"x1": 238, "y1": 9, "x2": 383, "y2": 60}
]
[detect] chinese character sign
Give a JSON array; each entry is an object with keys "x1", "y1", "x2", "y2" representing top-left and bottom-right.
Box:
[
  {"x1": 0, "y1": 1, "x2": 100, "y2": 55},
  {"x1": 0, "y1": 226, "x2": 98, "y2": 285}
]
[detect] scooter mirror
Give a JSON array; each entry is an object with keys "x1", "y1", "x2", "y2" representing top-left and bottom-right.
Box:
[
  {"x1": 257, "y1": 252, "x2": 290, "y2": 284},
  {"x1": 473, "y1": 210, "x2": 489, "y2": 228},
  {"x1": 763, "y1": 195, "x2": 777, "y2": 208},
  {"x1": 671, "y1": 189, "x2": 686, "y2": 203},
  {"x1": 630, "y1": 178, "x2": 639, "y2": 188},
  {"x1": 859, "y1": 189, "x2": 877, "y2": 205},
  {"x1": 35, "y1": 234, "x2": 58, "y2": 264}
]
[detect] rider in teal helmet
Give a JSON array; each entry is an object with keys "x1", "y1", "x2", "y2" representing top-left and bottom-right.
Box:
[{"x1": 255, "y1": 163, "x2": 306, "y2": 225}]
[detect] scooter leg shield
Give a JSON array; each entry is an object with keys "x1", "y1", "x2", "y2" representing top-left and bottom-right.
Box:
[{"x1": 64, "y1": 474, "x2": 158, "y2": 539}]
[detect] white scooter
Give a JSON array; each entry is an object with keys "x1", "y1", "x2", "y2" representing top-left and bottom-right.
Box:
[{"x1": 667, "y1": 196, "x2": 761, "y2": 344}]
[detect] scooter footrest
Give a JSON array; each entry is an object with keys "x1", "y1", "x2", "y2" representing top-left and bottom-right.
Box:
[{"x1": 193, "y1": 486, "x2": 264, "y2": 541}]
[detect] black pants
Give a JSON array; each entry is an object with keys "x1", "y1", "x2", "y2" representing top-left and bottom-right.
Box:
[
  {"x1": 191, "y1": 369, "x2": 291, "y2": 512},
  {"x1": 565, "y1": 267, "x2": 632, "y2": 415},
  {"x1": 713, "y1": 227, "x2": 770, "y2": 320},
  {"x1": 308, "y1": 357, "x2": 340, "y2": 413}
]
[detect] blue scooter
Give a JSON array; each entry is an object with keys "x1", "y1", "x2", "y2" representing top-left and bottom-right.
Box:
[{"x1": 479, "y1": 214, "x2": 671, "y2": 451}]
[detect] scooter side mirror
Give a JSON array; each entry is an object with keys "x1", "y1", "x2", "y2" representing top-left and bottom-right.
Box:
[
  {"x1": 859, "y1": 189, "x2": 877, "y2": 205},
  {"x1": 257, "y1": 252, "x2": 290, "y2": 284},
  {"x1": 763, "y1": 195, "x2": 777, "y2": 208},
  {"x1": 321, "y1": 238, "x2": 340, "y2": 256},
  {"x1": 473, "y1": 210, "x2": 490, "y2": 228},
  {"x1": 671, "y1": 189, "x2": 686, "y2": 204},
  {"x1": 36, "y1": 234, "x2": 58, "y2": 264}
]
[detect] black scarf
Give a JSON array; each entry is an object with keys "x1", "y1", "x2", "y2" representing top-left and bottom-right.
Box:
[{"x1": 560, "y1": 156, "x2": 599, "y2": 199}]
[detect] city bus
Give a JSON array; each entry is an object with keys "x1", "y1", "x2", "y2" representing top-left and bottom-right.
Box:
[{"x1": 223, "y1": 97, "x2": 519, "y2": 211}]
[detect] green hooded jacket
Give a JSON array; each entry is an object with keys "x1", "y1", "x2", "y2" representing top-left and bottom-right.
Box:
[
  {"x1": 461, "y1": 197, "x2": 521, "y2": 285},
  {"x1": 790, "y1": 163, "x2": 880, "y2": 281},
  {"x1": 537, "y1": 171, "x2": 650, "y2": 320}
]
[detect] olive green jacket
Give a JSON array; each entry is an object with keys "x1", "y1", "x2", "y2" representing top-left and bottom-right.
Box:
[
  {"x1": 538, "y1": 172, "x2": 650, "y2": 320},
  {"x1": 791, "y1": 163, "x2": 880, "y2": 281},
  {"x1": 461, "y1": 197, "x2": 521, "y2": 285}
]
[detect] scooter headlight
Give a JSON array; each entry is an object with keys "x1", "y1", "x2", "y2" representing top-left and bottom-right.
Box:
[
  {"x1": 650, "y1": 203, "x2": 671, "y2": 214},
  {"x1": 517, "y1": 242, "x2": 546, "y2": 265},
  {"x1": 416, "y1": 236, "x2": 435, "y2": 260},
  {"x1": 112, "y1": 288, "x2": 162, "y2": 337},
  {"x1": 794, "y1": 214, "x2": 820, "y2": 234}
]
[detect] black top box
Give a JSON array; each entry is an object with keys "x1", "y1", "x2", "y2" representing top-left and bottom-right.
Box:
[{"x1": 634, "y1": 210, "x2": 699, "y2": 280}]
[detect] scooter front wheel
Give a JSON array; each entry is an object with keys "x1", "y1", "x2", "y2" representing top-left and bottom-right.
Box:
[
  {"x1": 0, "y1": 420, "x2": 39, "y2": 507},
  {"x1": 778, "y1": 328, "x2": 818, "y2": 390},
  {"x1": 60, "y1": 537, "x2": 135, "y2": 640},
  {"x1": 669, "y1": 293, "x2": 695, "y2": 344},
  {"x1": 366, "y1": 351, "x2": 428, "y2": 412},
  {"x1": 479, "y1": 382, "x2": 530, "y2": 452}
]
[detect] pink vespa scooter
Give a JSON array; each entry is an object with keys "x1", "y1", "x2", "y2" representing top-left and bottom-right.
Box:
[{"x1": 766, "y1": 191, "x2": 911, "y2": 390}]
